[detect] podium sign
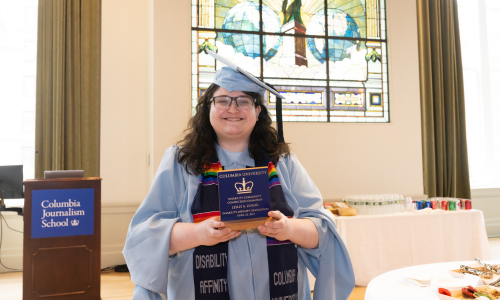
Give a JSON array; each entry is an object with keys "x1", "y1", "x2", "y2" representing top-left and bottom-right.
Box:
[
  {"x1": 31, "y1": 188, "x2": 94, "y2": 238},
  {"x1": 23, "y1": 178, "x2": 101, "y2": 300},
  {"x1": 217, "y1": 167, "x2": 271, "y2": 230}
]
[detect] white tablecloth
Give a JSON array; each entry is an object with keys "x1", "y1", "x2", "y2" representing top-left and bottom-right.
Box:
[
  {"x1": 365, "y1": 261, "x2": 475, "y2": 300},
  {"x1": 332, "y1": 210, "x2": 491, "y2": 286},
  {"x1": 364, "y1": 261, "x2": 491, "y2": 300}
]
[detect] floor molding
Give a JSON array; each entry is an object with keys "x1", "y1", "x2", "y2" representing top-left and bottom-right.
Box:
[{"x1": 0, "y1": 202, "x2": 141, "y2": 273}]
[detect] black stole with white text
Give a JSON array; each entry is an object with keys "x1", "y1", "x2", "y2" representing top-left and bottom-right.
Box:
[{"x1": 191, "y1": 150, "x2": 298, "y2": 300}]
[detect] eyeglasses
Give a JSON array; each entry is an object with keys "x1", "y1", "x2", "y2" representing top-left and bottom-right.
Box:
[{"x1": 210, "y1": 96, "x2": 256, "y2": 109}]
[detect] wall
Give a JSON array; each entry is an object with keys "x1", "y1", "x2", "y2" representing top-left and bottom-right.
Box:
[
  {"x1": 101, "y1": 0, "x2": 151, "y2": 205},
  {"x1": 283, "y1": 0, "x2": 424, "y2": 198},
  {"x1": 0, "y1": 213, "x2": 23, "y2": 273},
  {"x1": 472, "y1": 188, "x2": 500, "y2": 237}
]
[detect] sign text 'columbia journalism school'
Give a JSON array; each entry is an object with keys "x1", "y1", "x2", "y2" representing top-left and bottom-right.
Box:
[{"x1": 31, "y1": 188, "x2": 94, "y2": 238}]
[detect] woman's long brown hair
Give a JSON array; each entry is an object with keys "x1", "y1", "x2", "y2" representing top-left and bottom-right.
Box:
[{"x1": 177, "y1": 83, "x2": 290, "y2": 175}]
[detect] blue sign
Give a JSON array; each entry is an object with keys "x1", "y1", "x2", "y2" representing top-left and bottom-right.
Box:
[
  {"x1": 31, "y1": 188, "x2": 94, "y2": 238},
  {"x1": 218, "y1": 167, "x2": 270, "y2": 221}
]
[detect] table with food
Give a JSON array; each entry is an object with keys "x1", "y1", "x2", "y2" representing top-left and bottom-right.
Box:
[
  {"x1": 436, "y1": 259, "x2": 500, "y2": 299},
  {"x1": 364, "y1": 259, "x2": 500, "y2": 300}
]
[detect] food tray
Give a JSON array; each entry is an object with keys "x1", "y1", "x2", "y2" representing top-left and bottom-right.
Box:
[
  {"x1": 436, "y1": 285, "x2": 500, "y2": 300},
  {"x1": 323, "y1": 202, "x2": 352, "y2": 215},
  {"x1": 337, "y1": 207, "x2": 357, "y2": 216},
  {"x1": 449, "y1": 263, "x2": 500, "y2": 284}
]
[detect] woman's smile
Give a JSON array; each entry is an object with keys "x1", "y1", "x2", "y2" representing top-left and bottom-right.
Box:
[{"x1": 210, "y1": 87, "x2": 261, "y2": 145}]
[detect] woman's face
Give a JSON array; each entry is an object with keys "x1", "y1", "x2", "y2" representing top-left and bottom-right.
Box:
[{"x1": 209, "y1": 87, "x2": 261, "y2": 144}]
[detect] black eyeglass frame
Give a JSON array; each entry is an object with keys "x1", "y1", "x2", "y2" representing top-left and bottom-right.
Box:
[{"x1": 209, "y1": 96, "x2": 257, "y2": 108}]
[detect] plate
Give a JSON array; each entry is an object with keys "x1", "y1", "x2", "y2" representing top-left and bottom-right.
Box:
[{"x1": 436, "y1": 285, "x2": 500, "y2": 300}]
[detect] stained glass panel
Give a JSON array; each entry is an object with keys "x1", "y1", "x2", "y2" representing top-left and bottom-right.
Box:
[
  {"x1": 214, "y1": 1, "x2": 261, "y2": 31},
  {"x1": 192, "y1": 0, "x2": 389, "y2": 122},
  {"x1": 271, "y1": 0, "x2": 325, "y2": 35},
  {"x1": 267, "y1": 86, "x2": 328, "y2": 122},
  {"x1": 262, "y1": 34, "x2": 326, "y2": 79}
]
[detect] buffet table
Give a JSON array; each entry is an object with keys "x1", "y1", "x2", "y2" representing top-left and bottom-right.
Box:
[
  {"x1": 332, "y1": 210, "x2": 491, "y2": 286},
  {"x1": 364, "y1": 261, "x2": 493, "y2": 300}
]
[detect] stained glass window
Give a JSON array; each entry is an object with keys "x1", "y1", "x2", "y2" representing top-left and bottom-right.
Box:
[{"x1": 192, "y1": 0, "x2": 389, "y2": 122}]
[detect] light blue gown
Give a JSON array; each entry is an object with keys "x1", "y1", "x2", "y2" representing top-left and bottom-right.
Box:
[{"x1": 123, "y1": 144, "x2": 354, "y2": 300}]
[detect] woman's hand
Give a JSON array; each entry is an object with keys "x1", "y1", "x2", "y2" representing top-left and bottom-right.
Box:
[
  {"x1": 257, "y1": 211, "x2": 293, "y2": 241},
  {"x1": 169, "y1": 217, "x2": 241, "y2": 255},
  {"x1": 195, "y1": 217, "x2": 241, "y2": 246},
  {"x1": 258, "y1": 210, "x2": 319, "y2": 249}
]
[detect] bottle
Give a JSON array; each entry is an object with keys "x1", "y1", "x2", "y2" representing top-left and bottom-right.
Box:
[
  {"x1": 399, "y1": 194, "x2": 405, "y2": 212},
  {"x1": 357, "y1": 195, "x2": 364, "y2": 215}
]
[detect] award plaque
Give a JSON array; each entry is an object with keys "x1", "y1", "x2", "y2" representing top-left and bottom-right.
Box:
[{"x1": 216, "y1": 166, "x2": 272, "y2": 230}]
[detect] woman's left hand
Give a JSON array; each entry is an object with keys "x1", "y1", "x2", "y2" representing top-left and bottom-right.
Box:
[
  {"x1": 257, "y1": 210, "x2": 319, "y2": 249},
  {"x1": 257, "y1": 210, "x2": 293, "y2": 241}
]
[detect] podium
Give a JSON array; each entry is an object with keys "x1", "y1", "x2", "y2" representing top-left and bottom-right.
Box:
[{"x1": 23, "y1": 177, "x2": 101, "y2": 300}]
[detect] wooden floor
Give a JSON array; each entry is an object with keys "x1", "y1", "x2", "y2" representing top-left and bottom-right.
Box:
[
  {"x1": 0, "y1": 270, "x2": 366, "y2": 300},
  {"x1": 0, "y1": 271, "x2": 137, "y2": 300},
  {"x1": 347, "y1": 287, "x2": 367, "y2": 300}
]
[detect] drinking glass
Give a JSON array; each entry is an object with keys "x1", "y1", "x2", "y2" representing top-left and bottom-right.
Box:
[{"x1": 405, "y1": 197, "x2": 413, "y2": 212}]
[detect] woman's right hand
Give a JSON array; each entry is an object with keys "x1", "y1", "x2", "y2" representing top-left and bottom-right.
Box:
[{"x1": 195, "y1": 217, "x2": 241, "y2": 246}]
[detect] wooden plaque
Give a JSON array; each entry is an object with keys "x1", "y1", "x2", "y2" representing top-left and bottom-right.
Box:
[
  {"x1": 217, "y1": 167, "x2": 271, "y2": 230},
  {"x1": 216, "y1": 216, "x2": 273, "y2": 231}
]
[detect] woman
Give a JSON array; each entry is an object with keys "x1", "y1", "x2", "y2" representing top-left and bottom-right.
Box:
[{"x1": 123, "y1": 62, "x2": 354, "y2": 300}]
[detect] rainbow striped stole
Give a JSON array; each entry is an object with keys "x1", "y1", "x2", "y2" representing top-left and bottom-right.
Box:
[
  {"x1": 193, "y1": 211, "x2": 220, "y2": 223},
  {"x1": 268, "y1": 162, "x2": 280, "y2": 188},
  {"x1": 199, "y1": 162, "x2": 222, "y2": 186},
  {"x1": 194, "y1": 162, "x2": 282, "y2": 224},
  {"x1": 267, "y1": 162, "x2": 289, "y2": 245}
]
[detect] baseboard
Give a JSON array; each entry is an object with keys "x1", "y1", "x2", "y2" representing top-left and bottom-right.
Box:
[
  {"x1": 0, "y1": 245, "x2": 129, "y2": 273},
  {"x1": 101, "y1": 244, "x2": 127, "y2": 268},
  {"x1": 100, "y1": 203, "x2": 139, "y2": 268},
  {"x1": 485, "y1": 218, "x2": 500, "y2": 237},
  {"x1": 471, "y1": 188, "x2": 500, "y2": 198},
  {"x1": 0, "y1": 202, "x2": 141, "y2": 273},
  {"x1": 0, "y1": 247, "x2": 23, "y2": 273},
  {"x1": 471, "y1": 189, "x2": 500, "y2": 237}
]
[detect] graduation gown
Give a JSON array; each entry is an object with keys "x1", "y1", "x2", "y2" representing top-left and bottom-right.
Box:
[{"x1": 123, "y1": 144, "x2": 355, "y2": 300}]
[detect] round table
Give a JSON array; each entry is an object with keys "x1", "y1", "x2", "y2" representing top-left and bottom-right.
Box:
[{"x1": 364, "y1": 261, "x2": 481, "y2": 300}]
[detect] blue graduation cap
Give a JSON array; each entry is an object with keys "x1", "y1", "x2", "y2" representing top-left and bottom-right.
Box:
[{"x1": 206, "y1": 50, "x2": 285, "y2": 143}]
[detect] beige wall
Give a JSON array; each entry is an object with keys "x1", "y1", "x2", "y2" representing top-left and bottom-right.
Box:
[
  {"x1": 472, "y1": 188, "x2": 500, "y2": 237},
  {"x1": 101, "y1": 0, "x2": 150, "y2": 203},
  {"x1": 289, "y1": 0, "x2": 424, "y2": 199},
  {"x1": 101, "y1": 0, "x2": 424, "y2": 205}
]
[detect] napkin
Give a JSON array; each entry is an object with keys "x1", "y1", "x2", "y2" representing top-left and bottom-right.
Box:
[
  {"x1": 430, "y1": 274, "x2": 483, "y2": 293},
  {"x1": 402, "y1": 274, "x2": 435, "y2": 286}
]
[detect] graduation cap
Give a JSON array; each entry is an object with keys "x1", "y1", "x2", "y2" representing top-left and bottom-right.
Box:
[{"x1": 206, "y1": 50, "x2": 285, "y2": 143}]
